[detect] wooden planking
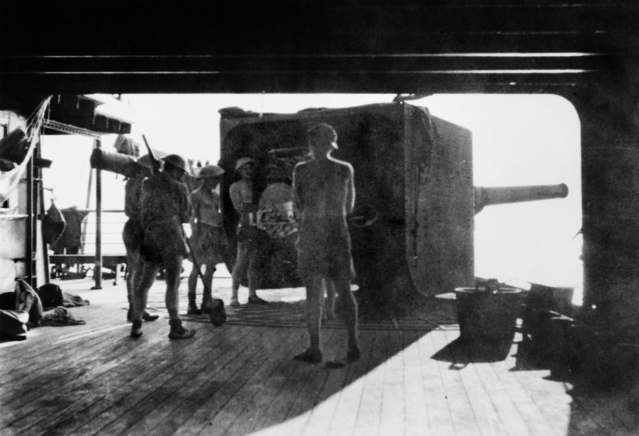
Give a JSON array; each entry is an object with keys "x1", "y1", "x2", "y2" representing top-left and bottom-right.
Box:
[
  {"x1": 378, "y1": 330, "x2": 406, "y2": 436},
  {"x1": 440, "y1": 330, "x2": 509, "y2": 436},
  {"x1": 400, "y1": 330, "x2": 431, "y2": 436},
  {"x1": 325, "y1": 330, "x2": 381, "y2": 436},
  {"x1": 168, "y1": 328, "x2": 305, "y2": 436},
  {"x1": 225, "y1": 328, "x2": 341, "y2": 436},
  {"x1": 46, "y1": 324, "x2": 255, "y2": 436},
  {"x1": 429, "y1": 328, "x2": 482, "y2": 436},
  {"x1": 238, "y1": 328, "x2": 345, "y2": 436},
  {"x1": 0, "y1": 304, "x2": 125, "y2": 376},
  {"x1": 120, "y1": 327, "x2": 298, "y2": 436},
  {"x1": 298, "y1": 329, "x2": 375, "y2": 436},
  {"x1": 469, "y1": 348, "x2": 533, "y2": 436},
  {"x1": 487, "y1": 342, "x2": 561, "y2": 436},
  {"x1": 196, "y1": 328, "x2": 307, "y2": 436},
  {"x1": 128, "y1": 325, "x2": 267, "y2": 436},
  {"x1": 5, "y1": 319, "x2": 203, "y2": 435},
  {"x1": 0, "y1": 312, "x2": 135, "y2": 429},
  {"x1": 352, "y1": 330, "x2": 392, "y2": 436},
  {"x1": 2, "y1": 280, "x2": 636, "y2": 436},
  {"x1": 509, "y1": 358, "x2": 574, "y2": 436},
  {"x1": 417, "y1": 329, "x2": 457, "y2": 435}
]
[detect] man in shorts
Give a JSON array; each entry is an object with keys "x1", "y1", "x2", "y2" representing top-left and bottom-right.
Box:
[
  {"x1": 292, "y1": 123, "x2": 360, "y2": 364},
  {"x1": 123, "y1": 162, "x2": 159, "y2": 323},
  {"x1": 187, "y1": 164, "x2": 228, "y2": 315},
  {"x1": 229, "y1": 157, "x2": 268, "y2": 307},
  {"x1": 130, "y1": 154, "x2": 197, "y2": 339}
]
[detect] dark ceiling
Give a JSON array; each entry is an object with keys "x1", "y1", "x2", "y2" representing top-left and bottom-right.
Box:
[{"x1": 1, "y1": 1, "x2": 636, "y2": 95}]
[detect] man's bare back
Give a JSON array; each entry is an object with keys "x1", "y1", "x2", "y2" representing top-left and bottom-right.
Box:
[{"x1": 292, "y1": 123, "x2": 360, "y2": 365}]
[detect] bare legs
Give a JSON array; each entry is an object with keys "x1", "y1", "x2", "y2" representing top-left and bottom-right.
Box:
[
  {"x1": 130, "y1": 253, "x2": 195, "y2": 339},
  {"x1": 188, "y1": 262, "x2": 216, "y2": 313},
  {"x1": 231, "y1": 242, "x2": 264, "y2": 306},
  {"x1": 295, "y1": 275, "x2": 360, "y2": 364}
]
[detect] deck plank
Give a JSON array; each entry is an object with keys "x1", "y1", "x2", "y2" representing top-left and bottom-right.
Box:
[
  {"x1": 226, "y1": 328, "x2": 340, "y2": 436},
  {"x1": 401, "y1": 330, "x2": 431, "y2": 436},
  {"x1": 138, "y1": 328, "x2": 271, "y2": 436},
  {"x1": 50, "y1": 324, "x2": 253, "y2": 436},
  {"x1": 378, "y1": 329, "x2": 406, "y2": 436},
  {"x1": 441, "y1": 328, "x2": 508, "y2": 436},
  {"x1": 0, "y1": 305, "x2": 125, "y2": 388},
  {"x1": 429, "y1": 328, "x2": 479, "y2": 436},
  {"x1": 90, "y1": 326, "x2": 277, "y2": 436},
  {"x1": 325, "y1": 329, "x2": 380, "y2": 436},
  {"x1": 197, "y1": 328, "x2": 303, "y2": 436},
  {"x1": 126, "y1": 327, "x2": 295, "y2": 436},
  {"x1": 417, "y1": 329, "x2": 457, "y2": 436},
  {"x1": 298, "y1": 328, "x2": 362, "y2": 436},
  {"x1": 1, "y1": 280, "x2": 635, "y2": 436},
  {"x1": 352, "y1": 330, "x2": 392, "y2": 436},
  {"x1": 487, "y1": 342, "x2": 560, "y2": 436},
  {"x1": 170, "y1": 327, "x2": 303, "y2": 436}
]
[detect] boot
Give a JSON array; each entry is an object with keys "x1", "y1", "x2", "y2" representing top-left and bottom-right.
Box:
[
  {"x1": 130, "y1": 320, "x2": 143, "y2": 338},
  {"x1": 187, "y1": 294, "x2": 202, "y2": 315},
  {"x1": 143, "y1": 311, "x2": 160, "y2": 321},
  {"x1": 168, "y1": 319, "x2": 196, "y2": 339}
]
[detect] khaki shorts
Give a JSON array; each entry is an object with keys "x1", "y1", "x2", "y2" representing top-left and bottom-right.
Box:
[
  {"x1": 190, "y1": 224, "x2": 228, "y2": 265},
  {"x1": 295, "y1": 235, "x2": 355, "y2": 281}
]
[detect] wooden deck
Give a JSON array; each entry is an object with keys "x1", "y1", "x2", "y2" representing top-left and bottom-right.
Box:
[{"x1": 1, "y1": 277, "x2": 638, "y2": 436}]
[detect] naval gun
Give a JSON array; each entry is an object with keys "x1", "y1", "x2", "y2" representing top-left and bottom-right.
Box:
[
  {"x1": 219, "y1": 103, "x2": 570, "y2": 307},
  {"x1": 474, "y1": 184, "x2": 568, "y2": 214}
]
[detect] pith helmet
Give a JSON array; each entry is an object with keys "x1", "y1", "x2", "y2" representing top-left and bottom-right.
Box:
[
  {"x1": 163, "y1": 154, "x2": 188, "y2": 173},
  {"x1": 198, "y1": 164, "x2": 225, "y2": 178},
  {"x1": 235, "y1": 157, "x2": 255, "y2": 172}
]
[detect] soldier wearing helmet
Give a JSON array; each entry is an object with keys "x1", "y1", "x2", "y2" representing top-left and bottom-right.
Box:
[
  {"x1": 129, "y1": 153, "x2": 198, "y2": 339},
  {"x1": 187, "y1": 164, "x2": 229, "y2": 315},
  {"x1": 229, "y1": 157, "x2": 268, "y2": 307}
]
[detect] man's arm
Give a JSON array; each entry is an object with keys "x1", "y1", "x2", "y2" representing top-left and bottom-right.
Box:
[
  {"x1": 178, "y1": 183, "x2": 192, "y2": 224},
  {"x1": 229, "y1": 182, "x2": 243, "y2": 213},
  {"x1": 345, "y1": 163, "x2": 355, "y2": 215},
  {"x1": 292, "y1": 164, "x2": 304, "y2": 213},
  {"x1": 189, "y1": 191, "x2": 199, "y2": 227}
]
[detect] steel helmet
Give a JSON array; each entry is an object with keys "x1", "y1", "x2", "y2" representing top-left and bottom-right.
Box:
[
  {"x1": 198, "y1": 164, "x2": 225, "y2": 178},
  {"x1": 163, "y1": 154, "x2": 188, "y2": 173},
  {"x1": 234, "y1": 157, "x2": 255, "y2": 172}
]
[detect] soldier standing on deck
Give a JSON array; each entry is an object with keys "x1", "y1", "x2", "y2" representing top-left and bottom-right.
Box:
[
  {"x1": 187, "y1": 164, "x2": 228, "y2": 315},
  {"x1": 130, "y1": 154, "x2": 196, "y2": 339},
  {"x1": 123, "y1": 162, "x2": 160, "y2": 323},
  {"x1": 292, "y1": 123, "x2": 360, "y2": 365}
]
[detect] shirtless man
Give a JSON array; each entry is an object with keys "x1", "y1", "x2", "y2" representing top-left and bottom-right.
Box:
[
  {"x1": 229, "y1": 157, "x2": 268, "y2": 307},
  {"x1": 292, "y1": 123, "x2": 360, "y2": 364},
  {"x1": 130, "y1": 154, "x2": 196, "y2": 339},
  {"x1": 187, "y1": 164, "x2": 228, "y2": 315}
]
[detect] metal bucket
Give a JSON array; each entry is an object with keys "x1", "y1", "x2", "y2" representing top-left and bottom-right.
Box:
[{"x1": 454, "y1": 287, "x2": 522, "y2": 346}]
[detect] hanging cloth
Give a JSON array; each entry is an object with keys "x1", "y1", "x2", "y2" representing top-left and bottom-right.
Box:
[
  {"x1": 0, "y1": 97, "x2": 50, "y2": 203},
  {"x1": 42, "y1": 199, "x2": 66, "y2": 245}
]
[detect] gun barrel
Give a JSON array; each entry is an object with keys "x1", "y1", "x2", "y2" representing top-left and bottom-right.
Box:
[
  {"x1": 89, "y1": 148, "x2": 151, "y2": 178},
  {"x1": 474, "y1": 183, "x2": 568, "y2": 214}
]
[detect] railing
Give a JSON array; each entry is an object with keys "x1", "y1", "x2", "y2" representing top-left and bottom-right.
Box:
[
  {"x1": 49, "y1": 210, "x2": 128, "y2": 286},
  {"x1": 79, "y1": 210, "x2": 127, "y2": 255}
]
